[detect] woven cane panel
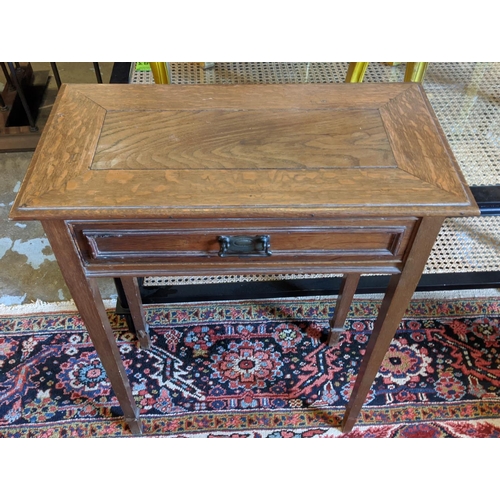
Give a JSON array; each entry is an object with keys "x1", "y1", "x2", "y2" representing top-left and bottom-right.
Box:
[
  {"x1": 425, "y1": 216, "x2": 500, "y2": 273},
  {"x1": 144, "y1": 273, "x2": 342, "y2": 286},
  {"x1": 422, "y1": 62, "x2": 500, "y2": 187},
  {"x1": 130, "y1": 63, "x2": 500, "y2": 285}
]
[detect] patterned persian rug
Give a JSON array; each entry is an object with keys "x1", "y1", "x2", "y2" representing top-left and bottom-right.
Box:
[{"x1": 1, "y1": 296, "x2": 500, "y2": 438}]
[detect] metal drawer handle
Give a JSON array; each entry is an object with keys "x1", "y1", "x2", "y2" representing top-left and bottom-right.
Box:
[{"x1": 218, "y1": 235, "x2": 272, "y2": 257}]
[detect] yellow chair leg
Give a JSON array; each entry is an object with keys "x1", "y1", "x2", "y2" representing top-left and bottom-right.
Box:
[
  {"x1": 404, "y1": 62, "x2": 429, "y2": 83},
  {"x1": 149, "y1": 62, "x2": 171, "y2": 84},
  {"x1": 345, "y1": 62, "x2": 369, "y2": 83}
]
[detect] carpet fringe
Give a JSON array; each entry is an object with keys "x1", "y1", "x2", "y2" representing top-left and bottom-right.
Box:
[
  {"x1": 0, "y1": 299, "x2": 117, "y2": 316},
  {"x1": 361, "y1": 289, "x2": 500, "y2": 300},
  {"x1": 0, "y1": 289, "x2": 498, "y2": 317}
]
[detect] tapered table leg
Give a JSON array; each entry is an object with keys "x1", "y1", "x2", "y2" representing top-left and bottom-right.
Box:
[
  {"x1": 328, "y1": 273, "x2": 361, "y2": 347},
  {"x1": 42, "y1": 220, "x2": 143, "y2": 435},
  {"x1": 121, "y1": 277, "x2": 151, "y2": 349},
  {"x1": 342, "y1": 217, "x2": 444, "y2": 433}
]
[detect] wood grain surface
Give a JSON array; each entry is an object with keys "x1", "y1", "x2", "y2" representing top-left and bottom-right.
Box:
[
  {"x1": 379, "y1": 85, "x2": 466, "y2": 197},
  {"x1": 13, "y1": 167, "x2": 470, "y2": 219},
  {"x1": 10, "y1": 83, "x2": 479, "y2": 220},
  {"x1": 73, "y1": 83, "x2": 412, "y2": 110},
  {"x1": 92, "y1": 109, "x2": 396, "y2": 171}
]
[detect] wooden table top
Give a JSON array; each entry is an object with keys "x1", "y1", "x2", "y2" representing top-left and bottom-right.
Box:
[{"x1": 10, "y1": 83, "x2": 479, "y2": 220}]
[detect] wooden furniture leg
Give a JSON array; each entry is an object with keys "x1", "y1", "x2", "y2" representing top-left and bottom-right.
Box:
[
  {"x1": 42, "y1": 220, "x2": 143, "y2": 435},
  {"x1": 327, "y1": 273, "x2": 361, "y2": 347},
  {"x1": 149, "y1": 62, "x2": 171, "y2": 84},
  {"x1": 341, "y1": 217, "x2": 444, "y2": 433},
  {"x1": 121, "y1": 277, "x2": 152, "y2": 349},
  {"x1": 404, "y1": 62, "x2": 429, "y2": 82},
  {"x1": 346, "y1": 62, "x2": 369, "y2": 82}
]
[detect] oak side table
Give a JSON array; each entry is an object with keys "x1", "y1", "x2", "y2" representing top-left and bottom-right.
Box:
[{"x1": 10, "y1": 83, "x2": 479, "y2": 435}]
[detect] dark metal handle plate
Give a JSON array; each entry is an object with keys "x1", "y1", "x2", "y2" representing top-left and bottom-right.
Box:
[{"x1": 218, "y1": 235, "x2": 272, "y2": 257}]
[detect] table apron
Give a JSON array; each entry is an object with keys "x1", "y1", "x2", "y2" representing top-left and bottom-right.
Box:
[{"x1": 81, "y1": 262, "x2": 404, "y2": 278}]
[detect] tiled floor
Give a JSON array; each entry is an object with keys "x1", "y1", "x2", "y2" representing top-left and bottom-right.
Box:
[{"x1": 1, "y1": 62, "x2": 499, "y2": 306}]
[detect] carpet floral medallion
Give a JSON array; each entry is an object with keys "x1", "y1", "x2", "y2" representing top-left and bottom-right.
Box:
[{"x1": 1, "y1": 297, "x2": 500, "y2": 437}]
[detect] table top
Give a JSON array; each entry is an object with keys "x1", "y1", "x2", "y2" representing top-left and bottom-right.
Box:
[{"x1": 10, "y1": 83, "x2": 478, "y2": 220}]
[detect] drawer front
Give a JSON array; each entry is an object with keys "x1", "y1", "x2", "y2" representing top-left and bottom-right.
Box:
[{"x1": 71, "y1": 218, "x2": 418, "y2": 273}]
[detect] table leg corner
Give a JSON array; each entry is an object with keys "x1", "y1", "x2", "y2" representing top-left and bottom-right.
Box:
[{"x1": 125, "y1": 415, "x2": 144, "y2": 436}]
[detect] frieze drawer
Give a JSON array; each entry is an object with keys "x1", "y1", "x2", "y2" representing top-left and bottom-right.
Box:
[{"x1": 71, "y1": 218, "x2": 418, "y2": 273}]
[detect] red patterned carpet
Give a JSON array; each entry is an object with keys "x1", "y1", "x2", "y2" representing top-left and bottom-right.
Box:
[{"x1": 1, "y1": 296, "x2": 500, "y2": 437}]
